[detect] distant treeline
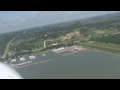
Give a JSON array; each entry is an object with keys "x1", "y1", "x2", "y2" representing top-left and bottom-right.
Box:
[{"x1": 90, "y1": 33, "x2": 120, "y2": 44}]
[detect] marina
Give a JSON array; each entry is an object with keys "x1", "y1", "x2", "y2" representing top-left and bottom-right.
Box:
[
  {"x1": 4, "y1": 57, "x2": 53, "y2": 69},
  {"x1": 2, "y1": 53, "x2": 52, "y2": 69},
  {"x1": 2, "y1": 46, "x2": 86, "y2": 69},
  {"x1": 15, "y1": 51, "x2": 120, "y2": 79},
  {"x1": 52, "y1": 46, "x2": 86, "y2": 53},
  {"x1": 2, "y1": 49, "x2": 120, "y2": 79},
  {"x1": 2, "y1": 45, "x2": 120, "y2": 79}
]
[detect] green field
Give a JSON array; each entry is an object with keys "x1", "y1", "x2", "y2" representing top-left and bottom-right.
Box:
[
  {"x1": 87, "y1": 42, "x2": 120, "y2": 49},
  {"x1": 79, "y1": 42, "x2": 120, "y2": 54}
]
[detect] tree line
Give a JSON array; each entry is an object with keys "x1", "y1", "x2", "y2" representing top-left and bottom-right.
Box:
[{"x1": 90, "y1": 34, "x2": 120, "y2": 44}]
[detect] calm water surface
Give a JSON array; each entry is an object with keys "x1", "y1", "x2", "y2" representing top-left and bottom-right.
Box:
[{"x1": 16, "y1": 51, "x2": 120, "y2": 79}]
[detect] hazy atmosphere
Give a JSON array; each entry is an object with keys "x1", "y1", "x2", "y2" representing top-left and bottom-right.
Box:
[
  {"x1": 1, "y1": 11, "x2": 120, "y2": 79},
  {"x1": 0, "y1": 11, "x2": 119, "y2": 33}
]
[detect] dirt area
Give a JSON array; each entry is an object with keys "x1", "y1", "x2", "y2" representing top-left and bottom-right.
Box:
[
  {"x1": 62, "y1": 31, "x2": 80, "y2": 41},
  {"x1": 94, "y1": 30, "x2": 105, "y2": 34}
]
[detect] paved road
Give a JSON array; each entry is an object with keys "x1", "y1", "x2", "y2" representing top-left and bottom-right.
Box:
[{"x1": 2, "y1": 37, "x2": 16, "y2": 59}]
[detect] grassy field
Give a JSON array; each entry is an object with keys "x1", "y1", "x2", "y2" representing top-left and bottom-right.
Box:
[
  {"x1": 87, "y1": 42, "x2": 120, "y2": 49},
  {"x1": 46, "y1": 40, "x2": 54, "y2": 46},
  {"x1": 32, "y1": 50, "x2": 42, "y2": 54},
  {"x1": 78, "y1": 42, "x2": 120, "y2": 54},
  {"x1": 32, "y1": 49, "x2": 51, "y2": 54}
]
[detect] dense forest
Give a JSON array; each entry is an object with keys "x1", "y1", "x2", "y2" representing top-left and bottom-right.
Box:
[{"x1": 90, "y1": 33, "x2": 120, "y2": 44}]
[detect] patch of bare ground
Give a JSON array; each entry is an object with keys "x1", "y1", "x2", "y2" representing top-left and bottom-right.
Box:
[{"x1": 62, "y1": 31, "x2": 80, "y2": 41}]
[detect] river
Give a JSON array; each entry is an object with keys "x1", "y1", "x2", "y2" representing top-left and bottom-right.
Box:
[{"x1": 16, "y1": 51, "x2": 120, "y2": 79}]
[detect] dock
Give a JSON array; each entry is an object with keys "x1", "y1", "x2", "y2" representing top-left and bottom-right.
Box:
[{"x1": 52, "y1": 45, "x2": 86, "y2": 53}]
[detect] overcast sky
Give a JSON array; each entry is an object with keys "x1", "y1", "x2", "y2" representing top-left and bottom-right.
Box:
[{"x1": 0, "y1": 11, "x2": 119, "y2": 33}]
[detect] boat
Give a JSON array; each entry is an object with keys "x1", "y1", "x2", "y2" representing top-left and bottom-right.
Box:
[
  {"x1": 29, "y1": 56, "x2": 36, "y2": 59},
  {"x1": 20, "y1": 58, "x2": 25, "y2": 61},
  {"x1": 43, "y1": 54, "x2": 46, "y2": 56},
  {"x1": 11, "y1": 59, "x2": 16, "y2": 63}
]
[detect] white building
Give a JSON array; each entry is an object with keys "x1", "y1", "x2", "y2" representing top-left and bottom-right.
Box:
[
  {"x1": 11, "y1": 59, "x2": 16, "y2": 63},
  {"x1": 52, "y1": 47, "x2": 64, "y2": 52},
  {"x1": 29, "y1": 56, "x2": 36, "y2": 59},
  {"x1": 20, "y1": 58, "x2": 25, "y2": 61}
]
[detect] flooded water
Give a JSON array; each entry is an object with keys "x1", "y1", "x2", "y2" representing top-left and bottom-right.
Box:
[{"x1": 16, "y1": 51, "x2": 120, "y2": 79}]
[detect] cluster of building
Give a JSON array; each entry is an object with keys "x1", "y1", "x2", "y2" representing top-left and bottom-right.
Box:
[
  {"x1": 3, "y1": 56, "x2": 36, "y2": 68},
  {"x1": 52, "y1": 45, "x2": 86, "y2": 53},
  {"x1": 52, "y1": 47, "x2": 65, "y2": 53},
  {"x1": 3, "y1": 55, "x2": 36, "y2": 64},
  {"x1": 8, "y1": 61, "x2": 32, "y2": 68}
]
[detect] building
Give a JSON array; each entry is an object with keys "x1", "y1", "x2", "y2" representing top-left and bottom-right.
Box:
[
  {"x1": 52, "y1": 47, "x2": 65, "y2": 52},
  {"x1": 11, "y1": 59, "x2": 16, "y2": 63},
  {"x1": 20, "y1": 58, "x2": 25, "y2": 61}
]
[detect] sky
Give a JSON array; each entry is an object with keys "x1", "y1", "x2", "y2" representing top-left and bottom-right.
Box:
[{"x1": 0, "y1": 11, "x2": 119, "y2": 33}]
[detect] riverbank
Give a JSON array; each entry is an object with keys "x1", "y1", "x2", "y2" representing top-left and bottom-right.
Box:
[
  {"x1": 3, "y1": 44, "x2": 120, "y2": 63},
  {"x1": 62, "y1": 50, "x2": 84, "y2": 56},
  {"x1": 36, "y1": 45, "x2": 120, "y2": 57},
  {"x1": 79, "y1": 43, "x2": 120, "y2": 57},
  {"x1": 88, "y1": 49, "x2": 120, "y2": 57}
]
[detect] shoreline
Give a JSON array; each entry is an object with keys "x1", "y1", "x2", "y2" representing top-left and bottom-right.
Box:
[
  {"x1": 22, "y1": 47, "x2": 120, "y2": 57},
  {"x1": 3, "y1": 47, "x2": 120, "y2": 62},
  {"x1": 62, "y1": 50, "x2": 82, "y2": 56},
  {"x1": 10, "y1": 49, "x2": 120, "y2": 69},
  {"x1": 88, "y1": 49, "x2": 120, "y2": 57}
]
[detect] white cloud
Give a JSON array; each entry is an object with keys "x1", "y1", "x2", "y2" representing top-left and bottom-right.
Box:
[{"x1": 0, "y1": 11, "x2": 119, "y2": 33}]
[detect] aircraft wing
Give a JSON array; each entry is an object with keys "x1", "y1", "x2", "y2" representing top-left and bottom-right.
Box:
[{"x1": 0, "y1": 62, "x2": 23, "y2": 79}]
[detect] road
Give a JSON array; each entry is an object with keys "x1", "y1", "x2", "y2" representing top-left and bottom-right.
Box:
[{"x1": 2, "y1": 37, "x2": 16, "y2": 59}]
